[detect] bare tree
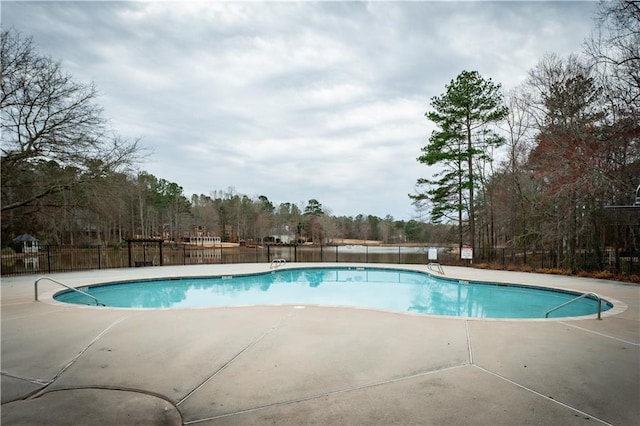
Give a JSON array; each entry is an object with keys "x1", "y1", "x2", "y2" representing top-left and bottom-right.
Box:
[
  {"x1": 585, "y1": 0, "x2": 640, "y2": 109},
  {"x1": 1, "y1": 29, "x2": 139, "y2": 215},
  {"x1": 501, "y1": 87, "x2": 537, "y2": 248},
  {"x1": 526, "y1": 54, "x2": 627, "y2": 269},
  {"x1": 585, "y1": 0, "x2": 640, "y2": 204}
]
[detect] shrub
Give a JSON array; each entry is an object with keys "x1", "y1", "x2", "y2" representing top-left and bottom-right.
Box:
[
  {"x1": 470, "y1": 262, "x2": 639, "y2": 283},
  {"x1": 1, "y1": 247, "x2": 16, "y2": 256},
  {"x1": 592, "y1": 270, "x2": 617, "y2": 280},
  {"x1": 473, "y1": 263, "x2": 491, "y2": 269},
  {"x1": 520, "y1": 264, "x2": 534, "y2": 273},
  {"x1": 629, "y1": 274, "x2": 640, "y2": 284},
  {"x1": 535, "y1": 268, "x2": 572, "y2": 276}
]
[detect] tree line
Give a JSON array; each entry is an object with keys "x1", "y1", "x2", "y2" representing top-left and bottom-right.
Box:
[
  {"x1": 0, "y1": 28, "x2": 453, "y2": 248},
  {"x1": 2, "y1": 2, "x2": 638, "y2": 270},
  {"x1": 412, "y1": 1, "x2": 639, "y2": 271}
]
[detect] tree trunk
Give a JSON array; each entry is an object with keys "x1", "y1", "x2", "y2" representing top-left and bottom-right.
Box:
[
  {"x1": 458, "y1": 156, "x2": 463, "y2": 252},
  {"x1": 467, "y1": 118, "x2": 475, "y2": 254}
]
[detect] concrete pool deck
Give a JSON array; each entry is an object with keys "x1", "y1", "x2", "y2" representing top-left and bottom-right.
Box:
[{"x1": 1, "y1": 263, "x2": 638, "y2": 425}]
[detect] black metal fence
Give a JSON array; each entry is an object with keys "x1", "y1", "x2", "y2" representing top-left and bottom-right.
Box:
[
  {"x1": 474, "y1": 247, "x2": 640, "y2": 276},
  {"x1": 1, "y1": 244, "x2": 427, "y2": 276},
  {"x1": 2, "y1": 244, "x2": 638, "y2": 277}
]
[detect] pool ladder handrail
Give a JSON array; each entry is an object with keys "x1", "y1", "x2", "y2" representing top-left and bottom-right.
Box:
[
  {"x1": 545, "y1": 291, "x2": 602, "y2": 320},
  {"x1": 270, "y1": 258, "x2": 287, "y2": 269},
  {"x1": 35, "y1": 277, "x2": 105, "y2": 306},
  {"x1": 427, "y1": 262, "x2": 445, "y2": 275}
]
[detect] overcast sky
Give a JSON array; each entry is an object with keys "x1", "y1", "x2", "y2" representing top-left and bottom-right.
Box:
[{"x1": 2, "y1": 1, "x2": 598, "y2": 219}]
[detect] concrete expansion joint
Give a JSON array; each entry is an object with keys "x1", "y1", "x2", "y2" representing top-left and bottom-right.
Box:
[
  {"x1": 464, "y1": 320, "x2": 616, "y2": 425},
  {"x1": 559, "y1": 321, "x2": 640, "y2": 346},
  {"x1": 21, "y1": 316, "x2": 129, "y2": 401},
  {"x1": 471, "y1": 364, "x2": 613, "y2": 426},
  {"x1": 0, "y1": 371, "x2": 49, "y2": 386},
  {"x1": 176, "y1": 309, "x2": 297, "y2": 407},
  {"x1": 183, "y1": 364, "x2": 472, "y2": 425},
  {"x1": 465, "y1": 319, "x2": 474, "y2": 364},
  {"x1": 0, "y1": 316, "x2": 129, "y2": 403}
]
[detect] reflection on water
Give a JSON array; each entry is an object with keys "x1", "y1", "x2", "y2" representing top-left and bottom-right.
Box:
[
  {"x1": 55, "y1": 267, "x2": 609, "y2": 318},
  {"x1": 173, "y1": 245, "x2": 429, "y2": 264},
  {"x1": 187, "y1": 249, "x2": 221, "y2": 263}
]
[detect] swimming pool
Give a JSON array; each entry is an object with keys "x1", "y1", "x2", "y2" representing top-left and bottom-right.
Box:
[{"x1": 53, "y1": 267, "x2": 611, "y2": 319}]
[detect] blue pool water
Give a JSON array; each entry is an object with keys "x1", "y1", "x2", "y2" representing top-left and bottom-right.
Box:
[{"x1": 54, "y1": 267, "x2": 611, "y2": 318}]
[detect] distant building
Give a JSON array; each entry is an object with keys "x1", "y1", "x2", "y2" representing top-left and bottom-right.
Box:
[
  {"x1": 182, "y1": 235, "x2": 221, "y2": 246},
  {"x1": 13, "y1": 234, "x2": 39, "y2": 253},
  {"x1": 13, "y1": 234, "x2": 40, "y2": 270},
  {"x1": 268, "y1": 225, "x2": 296, "y2": 244}
]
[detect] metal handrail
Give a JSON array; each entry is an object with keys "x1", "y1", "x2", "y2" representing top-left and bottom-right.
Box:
[
  {"x1": 545, "y1": 292, "x2": 602, "y2": 319},
  {"x1": 427, "y1": 262, "x2": 445, "y2": 275},
  {"x1": 270, "y1": 258, "x2": 287, "y2": 269},
  {"x1": 35, "y1": 277, "x2": 105, "y2": 306}
]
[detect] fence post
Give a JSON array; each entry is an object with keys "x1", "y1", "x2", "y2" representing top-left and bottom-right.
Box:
[
  {"x1": 97, "y1": 245, "x2": 101, "y2": 269},
  {"x1": 47, "y1": 245, "x2": 51, "y2": 273},
  {"x1": 335, "y1": 246, "x2": 338, "y2": 263}
]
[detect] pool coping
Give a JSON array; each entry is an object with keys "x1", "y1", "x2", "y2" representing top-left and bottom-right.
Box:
[{"x1": 38, "y1": 263, "x2": 627, "y2": 322}]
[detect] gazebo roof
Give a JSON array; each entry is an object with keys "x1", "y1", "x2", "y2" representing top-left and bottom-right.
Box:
[{"x1": 13, "y1": 234, "x2": 38, "y2": 242}]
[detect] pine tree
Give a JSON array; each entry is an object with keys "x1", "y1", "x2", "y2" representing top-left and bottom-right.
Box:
[{"x1": 412, "y1": 70, "x2": 508, "y2": 254}]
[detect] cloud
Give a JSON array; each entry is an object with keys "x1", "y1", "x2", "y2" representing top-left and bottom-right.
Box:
[{"x1": 2, "y1": 0, "x2": 598, "y2": 219}]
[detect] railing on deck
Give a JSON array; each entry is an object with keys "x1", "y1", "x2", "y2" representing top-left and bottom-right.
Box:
[
  {"x1": 545, "y1": 292, "x2": 602, "y2": 319},
  {"x1": 34, "y1": 277, "x2": 104, "y2": 306}
]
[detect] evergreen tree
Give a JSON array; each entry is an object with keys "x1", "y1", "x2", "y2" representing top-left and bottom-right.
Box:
[{"x1": 412, "y1": 70, "x2": 508, "y2": 254}]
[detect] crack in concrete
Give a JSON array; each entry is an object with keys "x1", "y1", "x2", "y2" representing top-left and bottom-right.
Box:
[
  {"x1": 3, "y1": 385, "x2": 183, "y2": 425},
  {"x1": 28, "y1": 384, "x2": 181, "y2": 407}
]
